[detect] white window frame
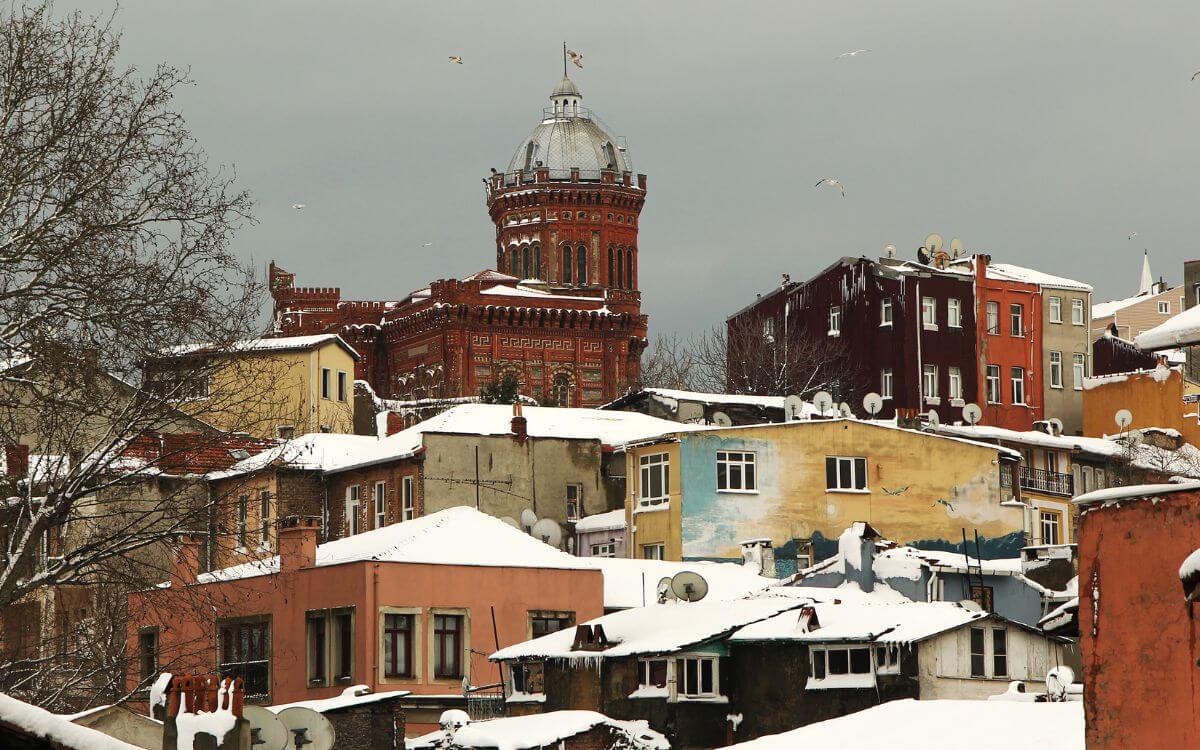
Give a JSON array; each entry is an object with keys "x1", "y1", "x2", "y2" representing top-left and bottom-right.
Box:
[
  {"x1": 642, "y1": 543, "x2": 665, "y2": 560},
  {"x1": 948, "y1": 366, "x2": 962, "y2": 400},
  {"x1": 1011, "y1": 367, "x2": 1026, "y2": 405},
  {"x1": 1049, "y1": 351, "x2": 1063, "y2": 389},
  {"x1": 590, "y1": 542, "x2": 616, "y2": 558},
  {"x1": 828, "y1": 305, "x2": 841, "y2": 336},
  {"x1": 969, "y1": 626, "x2": 1010, "y2": 679},
  {"x1": 986, "y1": 365, "x2": 1001, "y2": 404},
  {"x1": 1010, "y1": 304, "x2": 1024, "y2": 337},
  {"x1": 345, "y1": 485, "x2": 361, "y2": 536},
  {"x1": 1158, "y1": 301, "x2": 1171, "y2": 314},
  {"x1": 1048, "y1": 296, "x2": 1062, "y2": 324},
  {"x1": 716, "y1": 451, "x2": 757, "y2": 493},
  {"x1": 1072, "y1": 354, "x2": 1086, "y2": 391},
  {"x1": 826, "y1": 456, "x2": 868, "y2": 492},
  {"x1": 880, "y1": 297, "x2": 893, "y2": 327},
  {"x1": 373, "y1": 481, "x2": 387, "y2": 529},
  {"x1": 566, "y1": 483, "x2": 582, "y2": 520},
  {"x1": 807, "y1": 645, "x2": 875, "y2": 690},
  {"x1": 922, "y1": 364, "x2": 938, "y2": 398},
  {"x1": 638, "y1": 453, "x2": 670, "y2": 508},
  {"x1": 1040, "y1": 510, "x2": 1062, "y2": 545},
  {"x1": 881, "y1": 368, "x2": 893, "y2": 400},
  {"x1": 875, "y1": 644, "x2": 900, "y2": 675},
  {"x1": 337, "y1": 371, "x2": 348, "y2": 402},
  {"x1": 986, "y1": 301, "x2": 1000, "y2": 335},
  {"x1": 921, "y1": 296, "x2": 937, "y2": 329},
  {"x1": 636, "y1": 658, "x2": 669, "y2": 696},
  {"x1": 947, "y1": 298, "x2": 962, "y2": 328},
  {"x1": 401, "y1": 476, "x2": 415, "y2": 521},
  {"x1": 1071, "y1": 298, "x2": 1084, "y2": 325},
  {"x1": 675, "y1": 654, "x2": 721, "y2": 700},
  {"x1": 259, "y1": 490, "x2": 271, "y2": 548}
]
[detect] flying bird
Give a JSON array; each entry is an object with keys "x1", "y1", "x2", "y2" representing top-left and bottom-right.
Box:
[
  {"x1": 567, "y1": 49, "x2": 584, "y2": 69},
  {"x1": 421, "y1": 242, "x2": 434, "y2": 247},
  {"x1": 1192, "y1": 70, "x2": 1200, "y2": 81},
  {"x1": 814, "y1": 177, "x2": 845, "y2": 197},
  {"x1": 882, "y1": 486, "x2": 909, "y2": 496},
  {"x1": 835, "y1": 49, "x2": 871, "y2": 61},
  {"x1": 1127, "y1": 231, "x2": 1138, "y2": 240},
  {"x1": 291, "y1": 203, "x2": 306, "y2": 210},
  {"x1": 448, "y1": 55, "x2": 463, "y2": 64}
]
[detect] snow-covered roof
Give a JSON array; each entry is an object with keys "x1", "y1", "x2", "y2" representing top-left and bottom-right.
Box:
[
  {"x1": 719, "y1": 699, "x2": 1083, "y2": 750},
  {"x1": 870, "y1": 545, "x2": 1026, "y2": 580},
  {"x1": 985, "y1": 262, "x2": 1093, "y2": 291},
  {"x1": 641, "y1": 388, "x2": 788, "y2": 409},
  {"x1": 1074, "y1": 481, "x2": 1200, "y2": 508},
  {"x1": 1093, "y1": 290, "x2": 1160, "y2": 319},
  {"x1": 163, "y1": 334, "x2": 359, "y2": 359},
  {"x1": 0, "y1": 691, "x2": 145, "y2": 750},
  {"x1": 269, "y1": 685, "x2": 409, "y2": 713},
  {"x1": 1136, "y1": 304, "x2": 1200, "y2": 350},
  {"x1": 198, "y1": 507, "x2": 594, "y2": 583},
  {"x1": 208, "y1": 433, "x2": 378, "y2": 479},
  {"x1": 491, "y1": 595, "x2": 806, "y2": 660},
  {"x1": 1039, "y1": 596, "x2": 1079, "y2": 632},
  {"x1": 480, "y1": 285, "x2": 602, "y2": 304},
  {"x1": 584, "y1": 557, "x2": 777, "y2": 610},
  {"x1": 730, "y1": 600, "x2": 989, "y2": 644},
  {"x1": 932, "y1": 423, "x2": 1119, "y2": 457},
  {"x1": 574, "y1": 509, "x2": 626, "y2": 534},
  {"x1": 410, "y1": 711, "x2": 669, "y2": 750}
]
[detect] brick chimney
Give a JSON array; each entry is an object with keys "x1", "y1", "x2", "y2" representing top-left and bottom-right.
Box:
[
  {"x1": 511, "y1": 402, "x2": 528, "y2": 443},
  {"x1": 2, "y1": 444, "x2": 29, "y2": 479},
  {"x1": 279, "y1": 516, "x2": 320, "y2": 572},
  {"x1": 171, "y1": 533, "x2": 206, "y2": 586}
]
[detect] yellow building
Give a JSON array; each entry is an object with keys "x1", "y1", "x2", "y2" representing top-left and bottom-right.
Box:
[
  {"x1": 623, "y1": 419, "x2": 1025, "y2": 575},
  {"x1": 145, "y1": 334, "x2": 358, "y2": 439}
]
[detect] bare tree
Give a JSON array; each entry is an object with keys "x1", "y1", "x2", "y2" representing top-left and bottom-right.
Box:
[
  {"x1": 0, "y1": 2, "x2": 272, "y2": 709},
  {"x1": 637, "y1": 332, "x2": 698, "y2": 391}
]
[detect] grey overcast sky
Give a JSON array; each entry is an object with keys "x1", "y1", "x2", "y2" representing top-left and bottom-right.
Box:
[{"x1": 65, "y1": 0, "x2": 1200, "y2": 337}]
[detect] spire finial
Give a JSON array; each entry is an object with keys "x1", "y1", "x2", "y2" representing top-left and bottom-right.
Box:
[{"x1": 563, "y1": 42, "x2": 567, "y2": 77}]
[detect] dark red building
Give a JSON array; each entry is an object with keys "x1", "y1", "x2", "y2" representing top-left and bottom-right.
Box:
[{"x1": 269, "y1": 74, "x2": 648, "y2": 407}]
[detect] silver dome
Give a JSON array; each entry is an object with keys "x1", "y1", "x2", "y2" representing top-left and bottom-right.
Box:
[{"x1": 506, "y1": 76, "x2": 629, "y2": 174}]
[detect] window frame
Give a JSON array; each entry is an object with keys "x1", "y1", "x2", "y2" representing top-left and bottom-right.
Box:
[
  {"x1": 259, "y1": 490, "x2": 271, "y2": 548},
  {"x1": 1048, "y1": 296, "x2": 1062, "y2": 324},
  {"x1": 1049, "y1": 351, "x2": 1063, "y2": 389},
  {"x1": 807, "y1": 644, "x2": 876, "y2": 689},
  {"x1": 825, "y1": 456, "x2": 869, "y2": 492},
  {"x1": 1072, "y1": 353, "x2": 1086, "y2": 390},
  {"x1": 590, "y1": 542, "x2": 616, "y2": 557},
  {"x1": 565, "y1": 483, "x2": 582, "y2": 521},
  {"x1": 642, "y1": 543, "x2": 665, "y2": 560},
  {"x1": 1009, "y1": 304, "x2": 1024, "y2": 337},
  {"x1": 1071, "y1": 298, "x2": 1084, "y2": 325},
  {"x1": 948, "y1": 366, "x2": 962, "y2": 400},
  {"x1": 947, "y1": 297, "x2": 962, "y2": 328},
  {"x1": 218, "y1": 617, "x2": 271, "y2": 702},
  {"x1": 379, "y1": 607, "x2": 420, "y2": 682},
  {"x1": 433, "y1": 612, "x2": 466, "y2": 680},
  {"x1": 401, "y1": 476, "x2": 415, "y2": 521},
  {"x1": 373, "y1": 481, "x2": 388, "y2": 529},
  {"x1": 828, "y1": 305, "x2": 842, "y2": 336},
  {"x1": 1011, "y1": 367, "x2": 1026, "y2": 405},
  {"x1": 922, "y1": 363, "x2": 938, "y2": 399},
  {"x1": 986, "y1": 365, "x2": 1001, "y2": 404},
  {"x1": 921, "y1": 296, "x2": 937, "y2": 329},
  {"x1": 345, "y1": 485, "x2": 361, "y2": 536},
  {"x1": 986, "y1": 301, "x2": 1000, "y2": 335},
  {"x1": 716, "y1": 451, "x2": 758, "y2": 493},
  {"x1": 138, "y1": 627, "x2": 159, "y2": 683},
  {"x1": 1158, "y1": 300, "x2": 1171, "y2": 314},
  {"x1": 321, "y1": 367, "x2": 332, "y2": 400},
  {"x1": 638, "y1": 452, "x2": 671, "y2": 508},
  {"x1": 970, "y1": 626, "x2": 986, "y2": 678},
  {"x1": 1040, "y1": 509, "x2": 1062, "y2": 545},
  {"x1": 237, "y1": 494, "x2": 249, "y2": 550},
  {"x1": 675, "y1": 654, "x2": 721, "y2": 699},
  {"x1": 336, "y1": 371, "x2": 348, "y2": 402},
  {"x1": 880, "y1": 297, "x2": 893, "y2": 327},
  {"x1": 880, "y1": 368, "x2": 893, "y2": 400},
  {"x1": 638, "y1": 658, "x2": 669, "y2": 691}
]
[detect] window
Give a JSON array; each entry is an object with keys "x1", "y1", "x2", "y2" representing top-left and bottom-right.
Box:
[
  {"x1": 565, "y1": 484, "x2": 582, "y2": 520},
  {"x1": 639, "y1": 658, "x2": 668, "y2": 689},
  {"x1": 321, "y1": 368, "x2": 332, "y2": 399},
  {"x1": 922, "y1": 296, "x2": 937, "y2": 328},
  {"x1": 1072, "y1": 354, "x2": 1086, "y2": 390},
  {"x1": 881, "y1": 368, "x2": 893, "y2": 399},
  {"x1": 307, "y1": 612, "x2": 327, "y2": 685},
  {"x1": 1159, "y1": 301, "x2": 1171, "y2": 314},
  {"x1": 1040, "y1": 510, "x2": 1061, "y2": 545},
  {"x1": 676, "y1": 655, "x2": 719, "y2": 698},
  {"x1": 642, "y1": 543, "x2": 665, "y2": 560},
  {"x1": 970, "y1": 584, "x2": 994, "y2": 612},
  {"x1": 1011, "y1": 367, "x2": 1026, "y2": 405},
  {"x1": 345, "y1": 485, "x2": 361, "y2": 536},
  {"x1": 1049, "y1": 296, "x2": 1062, "y2": 323},
  {"x1": 259, "y1": 490, "x2": 270, "y2": 547},
  {"x1": 576, "y1": 244, "x2": 587, "y2": 286},
  {"x1": 875, "y1": 644, "x2": 900, "y2": 675},
  {"x1": 828, "y1": 305, "x2": 841, "y2": 335},
  {"x1": 531, "y1": 612, "x2": 574, "y2": 638},
  {"x1": 591, "y1": 542, "x2": 615, "y2": 557},
  {"x1": 550, "y1": 373, "x2": 571, "y2": 407},
  {"x1": 401, "y1": 476, "x2": 415, "y2": 521},
  {"x1": 219, "y1": 619, "x2": 270, "y2": 700},
  {"x1": 825, "y1": 456, "x2": 868, "y2": 491},
  {"x1": 237, "y1": 494, "x2": 249, "y2": 549},
  {"x1": 717, "y1": 451, "x2": 757, "y2": 492},
  {"x1": 138, "y1": 629, "x2": 159, "y2": 682},
  {"x1": 992, "y1": 629, "x2": 1008, "y2": 677},
  {"x1": 986, "y1": 365, "x2": 1001, "y2": 403},
  {"x1": 970, "y1": 627, "x2": 986, "y2": 677},
  {"x1": 880, "y1": 297, "x2": 893, "y2": 326},
  {"x1": 336, "y1": 371, "x2": 348, "y2": 402},
  {"x1": 511, "y1": 661, "x2": 544, "y2": 695},
  {"x1": 434, "y1": 614, "x2": 464, "y2": 679},
  {"x1": 561, "y1": 246, "x2": 573, "y2": 284},
  {"x1": 638, "y1": 453, "x2": 670, "y2": 507},
  {"x1": 383, "y1": 613, "x2": 414, "y2": 678},
  {"x1": 948, "y1": 367, "x2": 962, "y2": 400},
  {"x1": 948, "y1": 298, "x2": 962, "y2": 328},
  {"x1": 1009, "y1": 304, "x2": 1024, "y2": 336},
  {"x1": 333, "y1": 611, "x2": 354, "y2": 682},
  {"x1": 1071, "y1": 298, "x2": 1084, "y2": 325},
  {"x1": 923, "y1": 364, "x2": 938, "y2": 398},
  {"x1": 307, "y1": 608, "x2": 354, "y2": 685},
  {"x1": 986, "y1": 301, "x2": 1000, "y2": 334},
  {"x1": 374, "y1": 481, "x2": 388, "y2": 529},
  {"x1": 808, "y1": 646, "x2": 874, "y2": 689},
  {"x1": 1049, "y1": 351, "x2": 1063, "y2": 389},
  {"x1": 1045, "y1": 451, "x2": 1059, "y2": 474},
  {"x1": 762, "y1": 317, "x2": 775, "y2": 340}
]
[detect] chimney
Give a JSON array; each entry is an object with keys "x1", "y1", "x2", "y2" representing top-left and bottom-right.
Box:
[
  {"x1": 279, "y1": 515, "x2": 320, "y2": 572},
  {"x1": 2, "y1": 444, "x2": 29, "y2": 479},
  {"x1": 171, "y1": 533, "x2": 206, "y2": 586},
  {"x1": 511, "y1": 402, "x2": 528, "y2": 443},
  {"x1": 740, "y1": 538, "x2": 777, "y2": 577}
]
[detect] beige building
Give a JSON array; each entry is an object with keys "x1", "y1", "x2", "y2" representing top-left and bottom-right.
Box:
[
  {"x1": 1039, "y1": 282, "x2": 1092, "y2": 435},
  {"x1": 1091, "y1": 254, "x2": 1180, "y2": 343},
  {"x1": 146, "y1": 334, "x2": 359, "y2": 439}
]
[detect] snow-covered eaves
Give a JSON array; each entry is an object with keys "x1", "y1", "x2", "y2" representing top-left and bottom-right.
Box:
[
  {"x1": 1073, "y1": 480, "x2": 1200, "y2": 508},
  {"x1": 573, "y1": 509, "x2": 626, "y2": 534},
  {"x1": 269, "y1": 685, "x2": 410, "y2": 713},
  {"x1": 1093, "y1": 290, "x2": 1158, "y2": 319},
  {"x1": 161, "y1": 333, "x2": 360, "y2": 360},
  {"x1": 933, "y1": 423, "x2": 1119, "y2": 458},
  {"x1": 409, "y1": 711, "x2": 668, "y2": 750},
  {"x1": 1038, "y1": 597, "x2": 1079, "y2": 634},
  {"x1": 0, "y1": 691, "x2": 145, "y2": 750},
  {"x1": 208, "y1": 433, "x2": 379, "y2": 480},
  {"x1": 585, "y1": 557, "x2": 777, "y2": 610},
  {"x1": 984, "y1": 263, "x2": 1093, "y2": 292},
  {"x1": 1136, "y1": 304, "x2": 1200, "y2": 350},
  {"x1": 730, "y1": 600, "x2": 990, "y2": 645}
]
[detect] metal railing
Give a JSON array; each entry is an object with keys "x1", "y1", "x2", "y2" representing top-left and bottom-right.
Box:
[
  {"x1": 465, "y1": 682, "x2": 506, "y2": 720},
  {"x1": 1019, "y1": 467, "x2": 1073, "y2": 496}
]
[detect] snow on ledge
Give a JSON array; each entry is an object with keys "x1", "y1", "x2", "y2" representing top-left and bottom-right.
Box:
[
  {"x1": 0, "y1": 692, "x2": 147, "y2": 750},
  {"x1": 1073, "y1": 481, "x2": 1200, "y2": 508}
]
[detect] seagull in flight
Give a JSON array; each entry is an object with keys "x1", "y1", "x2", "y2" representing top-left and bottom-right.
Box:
[
  {"x1": 835, "y1": 49, "x2": 871, "y2": 61},
  {"x1": 567, "y1": 49, "x2": 584, "y2": 69},
  {"x1": 448, "y1": 55, "x2": 463, "y2": 64},
  {"x1": 815, "y1": 177, "x2": 845, "y2": 197},
  {"x1": 1127, "y1": 231, "x2": 1138, "y2": 240},
  {"x1": 291, "y1": 203, "x2": 306, "y2": 210},
  {"x1": 1192, "y1": 70, "x2": 1200, "y2": 81},
  {"x1": 421, "y1": 242, "x2": 434, "y2": 247}
]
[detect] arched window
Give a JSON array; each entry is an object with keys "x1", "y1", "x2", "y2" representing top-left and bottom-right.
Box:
[
  {"x1": 562, "y1": 245, "x2": 573, "y2": 284},
  {"x1": 616, "y1": 247, "x2": 625, "y2": 289},
  {"x1": 508, "y1": 247, "x2": 519, "y2": 277},
  {"x1": 521, "y1": 245, "x2": 531, "y2": 279},
  {"x1": 532, "y1": 243, "x2": 541, "y2": 279},
  {"x1": 607, "y1": 246, "x2": 615, "y2": 288},
  {"x1": 577, "y1": 245, "x2": 587, "y2": 285},
  {"x1": 550, "y1": 373, "x2": 571, "y2": 407},
  {"x1": 626, "y1": 248, "x2": 634, "y2": 290}
]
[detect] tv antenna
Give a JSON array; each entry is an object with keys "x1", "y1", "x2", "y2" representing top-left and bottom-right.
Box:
[
  {"x1": 670, "y1": 571, "x2": 709, "y2": 602},
  {"x1": 962, "y1": 403, "x2": 982, "y2": 426},
  {"x1": 276, "y1": 707, "x2": 336, "y2": 750},
  {"x1": 1114, "y1": 409, "x2": 1133, "y2": 431},
  {"x1": 862, "y1": 392, "x2": 883, "y2": 418}
]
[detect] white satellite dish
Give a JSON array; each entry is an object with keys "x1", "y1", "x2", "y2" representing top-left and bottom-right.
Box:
[
  {"x1": 276, "y1": 707, "x2": 336, "y2": 750},
  {"x1": 949, "y1": 237, "x2": 965, "y2": 258},
  {"x1": 926, "y1": 410, "x2": 940, "y2": 428},
  {"x1": 670, "y1": 571, "x2": 709, "y2": 602},
  {"x1": 962, "y1": 403, "x2": 982, "y2": 426},
  {"x1": 1046, "y1": 665, "x2": 1075, "y2": 702},
  {"x1": 531, "y1": 518, "x2": 563, "y2": 548},
  {"x1": 520, "y1": 509, "x2": 537, "y2": 530},
  {"x1": 1048, "y1": 417, "x2": 1064, "y2": 436},
  {"x1": 924, "y1": 233, "x2": 944, "y2": 254},
  {"x1": 499, "y1": 516, "x2": 521, "y2": 530},
  {"x1": 656, "y1": 576, "x2": 677, "y2": 603},
  {"x1": 884, "y1": 244, "x2": 897, "y2": 258},
  {"x1": 711, "y1": 411, "x2": 733, "y2": 427},
  {"x1": 862, "y1": 392, "x2": 883, "y2": 418},
  {"x1": 838, "y1": 402, "x2": 853, "y2": 418},
  {"x1": 1114, "y1": 409, "x2": 1133, "y2": 431},
  {"x1": 812, "y1": 390, "x2": 834, "y2": 415},
  {"x1": 244, "y1": 706, "x2": 288, "y2": 750},
  {"x1": 783, "y1": 395, "x2": 805, "y2": 421}
]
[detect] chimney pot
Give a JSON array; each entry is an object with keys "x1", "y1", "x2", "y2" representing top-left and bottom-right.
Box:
[
  {"x1": 279, "y1": 515, "x2": 320, "y2": 572},
  {"x1": 171, "y1": 532, "x2": 206, "y2": 586},
  {"x1": 511, "y1": 403, "x2": 528, "y2": 443}
]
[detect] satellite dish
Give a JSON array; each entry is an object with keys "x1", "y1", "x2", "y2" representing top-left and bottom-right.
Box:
[
  {"x1": 531, "y1": 518, "x2": 563, "y2": 548},
  {"x1": 958, "y1": 599, "x2": 983, "y2": 612},
  {"x1": 520, "y1": 509, "x2": 537, "y2": 530},
  {"x1": 812, "y1": 390, "x2": 833, "y2": 415},
  {"x1": 499, "y1": 516, "x2": 520, "y2": 530},
  {"x1": 1046, "y1": 665, "x2": 1075, "y2": 701},
  {"x1": 276, "y1": 707, "x2": 336, "y2": 750},
  {"x1": 656, "y1": 576, "x2": 677, "y2": 603},
  {"x1": 1115, "y1": 409, "x2": 1133, "y2": 431},
  {"x1": 1048, "y1": 417, "x2": 1064, "y2": 436},
  {"x1": 783, "y1": 395, "x2": 805, "y2": 421},
  {"x1": 838, "y1": 402, "x2": 853, "y2": 418},
  {"x1": 926, "y1": 410, "x2": 940, "y2": 428},
  {"x1": 711, "y1": 411, "x2": 733, "y2": 427},
  {"x1": 884, "y1": 244, "x2": 897, "y2": 258},
  {"x1": 862, "y1": 393, "x2": 883, "y2": 418},
  {"x1": 244, "y1": 706, "x2": 288, "y2": 750},
  {"x1": 962, "y1": 403, "x2": 982, "y2": 426},
  {"x1": 670, "y1": 571, "x2": 709, "y2": 602},
  {"x1": 949, "y1": 237, "x2": 965, "y2": 258},
  {"x1": 924, "y1": 233, "x2": 944, "y2": 254}
]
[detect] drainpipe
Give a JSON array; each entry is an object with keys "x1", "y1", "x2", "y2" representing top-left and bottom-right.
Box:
[
  {"x1": 371, "y1": 563, "x2": 379, "y2": 686},
  {"x1": 914, "y1": 279, "x2": 924, "y2": 405}
]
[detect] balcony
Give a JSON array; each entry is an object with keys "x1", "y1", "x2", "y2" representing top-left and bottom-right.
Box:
[{"x1": 1019, "y1": 467, "x2": 1073, "y2": 496}]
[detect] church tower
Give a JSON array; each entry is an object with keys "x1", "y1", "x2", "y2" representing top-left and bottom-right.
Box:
[{"x1": 486, "y1": 74, "x2": 647, "y2": 315}]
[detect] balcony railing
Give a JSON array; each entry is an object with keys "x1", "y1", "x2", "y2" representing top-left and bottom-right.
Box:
[{"x1": 1019, "y1": 467, "x2": 1073, "y2": 496}]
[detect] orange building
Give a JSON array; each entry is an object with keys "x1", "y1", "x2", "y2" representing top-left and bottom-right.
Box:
[
  {"x1": 127, "y1": 508, "x2": 604, "y2": 735},
  {"x1": 1081, "y1": 364, "x2": 1200, "y2": 443},
  {"x1": 972, "y1": 255, "x2": 1044, "y2": 430}
]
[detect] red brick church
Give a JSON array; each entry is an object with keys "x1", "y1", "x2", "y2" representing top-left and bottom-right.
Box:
[{"x1": 269, "y1": 73, "x2": 649, "y2": 406}]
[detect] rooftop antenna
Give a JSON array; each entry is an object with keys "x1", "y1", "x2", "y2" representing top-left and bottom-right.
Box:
[{"x1": 563, "y1": 41, "x2": 568, "y2": 77}]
